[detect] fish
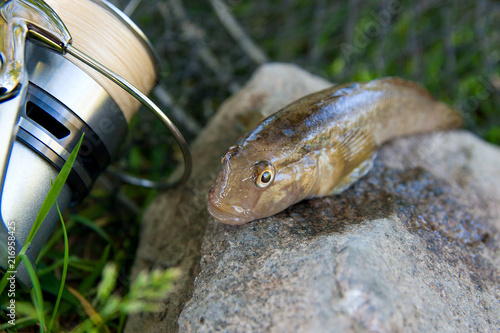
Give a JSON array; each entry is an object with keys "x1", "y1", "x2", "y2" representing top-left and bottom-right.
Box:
[{"x1": 207, "y1": 77, "x2": 462, "y2": 225}]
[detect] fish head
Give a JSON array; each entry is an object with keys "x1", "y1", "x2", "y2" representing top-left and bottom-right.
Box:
[{"x1": 207, "y1": 143, "x2": 307, "y2": 225}]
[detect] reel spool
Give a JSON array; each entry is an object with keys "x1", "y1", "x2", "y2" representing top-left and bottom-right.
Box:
[
  {"x1": 45, "y1": 0, "x2": 158, "y2": 120},
  {"x1": 0, "y1": 0, "x2": 191, "y2": 287}
]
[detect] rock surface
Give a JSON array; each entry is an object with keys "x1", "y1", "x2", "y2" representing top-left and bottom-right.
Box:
[{"x1": 126, "y1": 63, "x2": 500, "y2": 332}]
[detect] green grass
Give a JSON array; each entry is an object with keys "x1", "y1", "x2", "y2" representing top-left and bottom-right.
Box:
[
  {"x1": 1, "y1": 135, "x2": 83, "y2": 332},
  {"x1": 0, "y1": 135, "x2": 179, "y2": 332}
]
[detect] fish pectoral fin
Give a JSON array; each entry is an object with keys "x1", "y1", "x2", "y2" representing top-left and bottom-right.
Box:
[
  {"x1": 336, "y1": 127, "x2": 378, "y2": 164},
  {"x1": 329, "y1": 151, "x2": 377, "y2": 194},
  {"x1": 329, "y1": 127, "x2": 378, "y2": 195}
]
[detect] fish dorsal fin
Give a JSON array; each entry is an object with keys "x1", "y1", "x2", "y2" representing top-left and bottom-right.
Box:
[{"x1": 316, "y1": 83, "x2": 361, "y2": 106}]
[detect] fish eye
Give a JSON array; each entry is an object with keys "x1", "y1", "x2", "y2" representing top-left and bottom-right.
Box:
[
  {"x1": 254, "y1": 161, "x2": 275, "y2": 188},
  {"x1": 260, "y1": 170, "x2": 272, "y2": 183}
]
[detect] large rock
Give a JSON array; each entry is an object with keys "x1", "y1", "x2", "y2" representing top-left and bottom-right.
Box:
[{"x1": 127, "y1": 63, "x2": 500, "y2": 332}]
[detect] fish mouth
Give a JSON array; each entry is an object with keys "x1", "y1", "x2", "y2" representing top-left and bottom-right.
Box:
[
  {"x1": 207, "y1": 188, "x2": 252, "y2": 225},
  {"x1": 206, "y1": 201, "x2": 250, "y2": 225}
]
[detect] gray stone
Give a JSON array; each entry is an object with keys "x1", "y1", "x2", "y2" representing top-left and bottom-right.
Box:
[{"x1": 127, "y1": 63, "x2": 500, "y2": 332}]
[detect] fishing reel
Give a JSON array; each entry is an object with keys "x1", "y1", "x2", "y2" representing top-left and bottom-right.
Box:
[{"x1": 0, "y1": 0, "x2": 191, "y2": 287}]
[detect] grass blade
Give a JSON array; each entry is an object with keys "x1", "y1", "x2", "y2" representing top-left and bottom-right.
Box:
[
  {"x1": 36, "y1": 218, "x2": 75, "y2": 264},
  {"x1": 47, "y1": 202, "x2": 69, "y2": 332},
  {"x1": 20, "y1": 254, "x2": 46, "y2": 332},
  {"x1": 72, "y1": 215, "x2": 113, "y2": 244},
  {"x1": 67, "y1": 286, "x2": 110, "y2": 333},
  {"x1": 27, "y1": 134, "x2": 84, "y2": 247},
  {"x1": 78, "y1": 245, "x2": 111, "y2": 293}
]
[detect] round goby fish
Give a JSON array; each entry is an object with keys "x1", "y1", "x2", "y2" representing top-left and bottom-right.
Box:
[{"x1": 207, "y1": 77, "x2": 462, "y2": 225}]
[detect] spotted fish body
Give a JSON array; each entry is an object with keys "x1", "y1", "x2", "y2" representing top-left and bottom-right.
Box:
[{"x1": 207, "y1": 77, "x2": 462, "y2": 225}]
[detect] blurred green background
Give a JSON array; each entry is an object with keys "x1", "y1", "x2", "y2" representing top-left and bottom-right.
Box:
[
  {"x1": 2, "y1": 0, "x2": 498, "y2": 331},
  {"x1": 127, "y1": 0, "x2": 500, "y2": 143}
]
